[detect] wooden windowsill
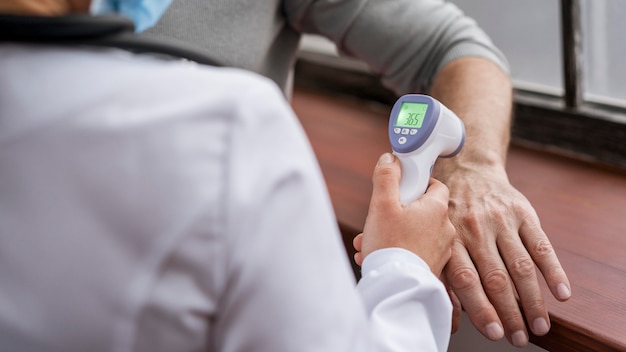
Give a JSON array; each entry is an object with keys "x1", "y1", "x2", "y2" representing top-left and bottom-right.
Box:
[{"x1": 291, "y1": 86, "x2": 626, "y2": 352}]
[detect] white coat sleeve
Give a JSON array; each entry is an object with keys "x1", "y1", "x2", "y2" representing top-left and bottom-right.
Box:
[{"x1": 357, "y1": 248, "x2": 453, "y2": 352}]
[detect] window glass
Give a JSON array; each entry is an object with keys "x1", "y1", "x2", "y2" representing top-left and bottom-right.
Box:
[
  {"x1": 583, "y1": 0, "x2": 626, "y2": 105},
  {"x1": 450, "y1": 0, "x2": 563, "y2": 95}
]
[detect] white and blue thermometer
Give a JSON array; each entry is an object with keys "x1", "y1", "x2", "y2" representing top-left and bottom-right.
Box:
[{"x1": 389, "y1": 94, "x2": 466, "y2": 204}]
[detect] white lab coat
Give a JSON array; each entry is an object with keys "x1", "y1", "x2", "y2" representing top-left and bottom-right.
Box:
[{"x1": 0, "y1": 43, "x2": 452, "y2": 352}]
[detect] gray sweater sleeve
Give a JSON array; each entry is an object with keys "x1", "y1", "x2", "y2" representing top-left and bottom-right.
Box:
[{"x1": 285, "y1": 0, "x2": 509, "y2": 95}]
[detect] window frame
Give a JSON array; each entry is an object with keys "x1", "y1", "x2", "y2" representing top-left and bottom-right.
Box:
[{"x1": 511, "y1": 0, "x2": 626, "y2": 170}]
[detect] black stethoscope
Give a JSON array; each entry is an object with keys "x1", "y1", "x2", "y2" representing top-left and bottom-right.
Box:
[{"x1": 0, "y1": 13, "x2": 222, "y2": 67}]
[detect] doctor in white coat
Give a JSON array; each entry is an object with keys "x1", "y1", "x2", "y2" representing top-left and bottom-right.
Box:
[{"x1": 0, "y1": 0, "x2": 455, "y2": 351}]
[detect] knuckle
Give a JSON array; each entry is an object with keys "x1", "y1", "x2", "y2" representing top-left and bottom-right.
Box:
[
  {"x1": 449, "y1": 266, "x2": 480, "y2": 291},
  {"x1": 522, "y1": 297, "x2": 545, "y2": 313},
  {"x1": 373, "y1": 164, "x2": 396, "y2": 180},
  {"x1": 428, "y1": 193, "x2": 450, "y2": 214},
  {"x1": 436, "y1": 196, "x2": 450, "y2": 211},
  {"x1": 547, "y1": 267, "x2": 567, "y2": 283},
  {"x1": 509, "y1": 256, "x2": 536, "y2": 280},
  {"x1": 501, "y1": 312, "x2": 525, "y2": 329},
  {"x1": 373, "y1": 197, "x2": 395, "y2": 212},
  {"x1": 510, "y1": 201, "x2": 527, "y2": 214},
  {"x1": 532, "y1": 239, "x2": 555, "y2": 258},
  {"x1": 442, "y1": 223, "x2": 457, "y2": 249},
  {"x1": 482, "y1": 268, "x2": 510, "y2": 294},
  {"x1": 458, "y1": 209, "x2": 485, "y2": 235},
  {"x1": 446, "y1": 222, "x2": 456, "y2": 241},
  {"x1": 439, "y1": 182, "x2": 450, "y2": 198}
]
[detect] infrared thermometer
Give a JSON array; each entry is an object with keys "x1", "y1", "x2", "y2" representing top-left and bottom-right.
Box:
[{"x1": 388, "y1": 94, "x2": 466, "y2": 204}]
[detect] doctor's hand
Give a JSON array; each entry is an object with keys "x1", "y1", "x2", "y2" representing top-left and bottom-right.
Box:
[
  {"x1": 436, "y1": 162, "x2": 571, "y2": 347},
  {"x1": 353, "y1": 153, "x2": 455, "y2": 277}
]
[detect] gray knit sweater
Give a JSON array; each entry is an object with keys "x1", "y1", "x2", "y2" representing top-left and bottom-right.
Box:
[{"x1": 145, "y1": 0, "x2": 508, "y2": 95}]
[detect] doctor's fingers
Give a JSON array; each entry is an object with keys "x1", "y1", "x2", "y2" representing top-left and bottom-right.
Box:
[
  {"x1": 353, "y1": 233, "x2": 364, "y2": 266},
  {"x1": 369, "y1": 153, "x2": 401, "y2": 209}
]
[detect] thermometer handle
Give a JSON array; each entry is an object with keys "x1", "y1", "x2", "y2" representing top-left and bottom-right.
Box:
[{"x1": 396, "y1": 152, "x2": 436, "y2": 205}]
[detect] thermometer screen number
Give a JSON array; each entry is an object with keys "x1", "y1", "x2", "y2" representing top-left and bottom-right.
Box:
[{"x1": 395, "y1": 102, "x2": 428, "y2": 128}]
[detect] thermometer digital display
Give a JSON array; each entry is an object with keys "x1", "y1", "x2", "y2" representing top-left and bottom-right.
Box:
[
  {"x1": 395, "y1": 102, "x2": 428, "y2": 128},
  {"x1": 389, "y1": 94, "x2": 466, "y2": 204}
]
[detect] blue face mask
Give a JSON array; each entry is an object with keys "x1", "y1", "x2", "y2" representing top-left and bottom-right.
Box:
[{"x1": 90, "y1": 0, "x2": 173, "y2": 32}]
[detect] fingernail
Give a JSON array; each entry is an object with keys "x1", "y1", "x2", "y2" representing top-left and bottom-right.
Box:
[
  {"x1": 485, "y1": 322, "x2": 504, "y2": 340},
  {"x1": 557, "y1": 283, "x2": 571, "y2": 300},
  {"x1": 533, "y1": 317, "x2": 550, "y2": 336},
  {"x1": 378, "y1": 153, "x2": 393, "y2": 165},
  {"x1": 511, "y1": 330, "x2": 528, "y2": 347}
]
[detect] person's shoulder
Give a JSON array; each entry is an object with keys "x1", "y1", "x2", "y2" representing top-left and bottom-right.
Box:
[
  {"x1": 129, "y1": 52, "x2": 270, "y2": 87},
  {"x1": 180, "y1": 64, "x2": 292, "y2": 121},
  {"x1": 113, "y1": 52, "x2": 289, "y2": 116},
  {"x1": 195, "y1": 65, "x2": 283, "y2": 98},
  {"x1": 91, "y1": 48, "x2": 279, "y2": 99},
  {"x1": 149, "y1": 58, "x2": 286, "y2": 106}
]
